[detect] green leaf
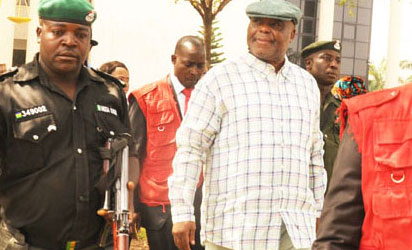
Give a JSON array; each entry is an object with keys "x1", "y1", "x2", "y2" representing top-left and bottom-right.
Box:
[
  {"x1": 400, "y1": 60, "x2": 412, "y2": 70},
  {"x1": 175, "y1": 0, "x2": 232, "y2": 67},
  {"x1": 337, "y1": 0, "x2": 347, "y2": 6}
]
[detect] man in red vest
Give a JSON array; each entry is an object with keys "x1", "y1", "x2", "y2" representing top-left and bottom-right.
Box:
[
  {"x1": 313, "y1": 83, "x2": 412, "y2": 249},
  {"x1": 128, "y1": 36, "x2": 206, "y2": 250}
]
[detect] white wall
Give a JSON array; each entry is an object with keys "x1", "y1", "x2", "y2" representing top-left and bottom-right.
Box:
[
  {"x1": 369, "y1": 0, "x2": 412, "y2": 64},
  {"x1": 5, "y1": 0, "x2": 412, "y2": 87},
  {"x1": 8, "y1": 0, "x2": 254, "y2": 90},
  {"x1": 90, "y1": 0, "x2": 255, "y2": 92},
  {"x1": 26, "y1": 0, "x2": 41, "y2": 63},
  {"x1": 0, "y1": 0, "x2": 16, "y2": 68}
]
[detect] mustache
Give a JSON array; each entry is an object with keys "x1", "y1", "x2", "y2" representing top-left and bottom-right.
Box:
[
  {"x1": 253, "y1": 36, "x2": 274, "y2": 42},
  {"x1": 57, "y1": 53, "x2": 77, "y2": 57},
  {"x1": 56, "y1": 49, "x2": 78, "y2": 58}
]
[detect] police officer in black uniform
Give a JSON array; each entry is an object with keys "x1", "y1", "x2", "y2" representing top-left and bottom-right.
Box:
[{"x1": 0, "y1": 0, "x2": 138, "y2": 249}]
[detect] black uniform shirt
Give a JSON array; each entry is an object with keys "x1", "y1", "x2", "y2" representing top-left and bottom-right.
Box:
[{"x1": 0, "y1": 55, "x2": 129, "y2": 249}]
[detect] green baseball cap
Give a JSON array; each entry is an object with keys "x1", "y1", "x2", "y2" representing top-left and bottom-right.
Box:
[
  {"x1": 301, "y1": 40, "x2": 342, "y2": 59},
  {"x1": 246, "y1": 0, "x2": 302, "y2": 25},
  {"x1": 38, "y1": 0, "x2": 96, "y2": 26}
]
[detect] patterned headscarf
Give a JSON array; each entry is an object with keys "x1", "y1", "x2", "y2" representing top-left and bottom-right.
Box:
[{"x1": 331, "y1": 76, "x2": 368, "y2": 100}]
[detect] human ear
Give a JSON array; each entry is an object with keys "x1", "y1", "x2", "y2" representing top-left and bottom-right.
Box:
[
  {"x1": 304, "y1": 58, "x2": 313, "y2": 70},
  {"x1": 36, "y1": 27, "x2": 42, "y2": 43}
]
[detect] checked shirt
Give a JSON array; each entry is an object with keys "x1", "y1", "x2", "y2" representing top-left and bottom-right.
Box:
[{"x1": 169, "y1": 53, "x2": 326, "y2": 250}]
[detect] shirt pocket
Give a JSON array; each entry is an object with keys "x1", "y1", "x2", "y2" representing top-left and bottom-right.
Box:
[
  {"x1": 372, "y1": 119, "x2": 412, "y2": 219},
  {"x1": 10, "y1": 113, "x2": 57, "y2": 175},
  {"x1": 94, "y1": 98, "x2": 129, "y2": 142},
  {"x1": 372, "y1": 189, "x2": 412, "y2": 219},
  {"x1": 373, "y1": 119, "x2": 412, "y2": 169},
  {"x1": 146, "y1": 99, "x2": 178, "y2": 160}
]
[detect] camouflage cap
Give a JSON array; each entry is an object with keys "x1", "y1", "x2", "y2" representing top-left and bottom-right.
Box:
[
  {"x1": 38, "y1": 0, "x2": 96, "y2": 26},
  {"x1": 301, "y1": 40, "x2": 342, "y2": 59},
  {"x1": 246, "y1": 0, "x2": 302, "y2": 25}
]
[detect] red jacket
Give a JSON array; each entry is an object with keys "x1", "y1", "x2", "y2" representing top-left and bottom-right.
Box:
[
  {"x1": 342, "y1": 84, "x2": 412, "y2": 249},
  {"x1": 130, "y1": 77, "x2": 181, "y2": 208}
]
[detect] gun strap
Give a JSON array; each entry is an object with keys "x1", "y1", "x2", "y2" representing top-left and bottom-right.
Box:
[{"x1": 96, "y1": 137, "x2": 128, "y2": 195}]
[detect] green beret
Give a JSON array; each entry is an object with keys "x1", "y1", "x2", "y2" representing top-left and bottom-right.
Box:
[
  {"x1": 246, "y1": 0, "x2": 302, "y2": 25},
  {"x1": 38, "y1": 0, "x2": 96, "y2": 26},
  {"x1": 301, "y1": 40, "x2": 342, "y2": 59}
]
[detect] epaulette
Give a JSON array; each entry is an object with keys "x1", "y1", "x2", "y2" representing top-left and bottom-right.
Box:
[
  {"x1": 0, "y1": 67, "x2": 18, "y2": 83},
  {"x1": 90, "y1": 68, "x2": 126, "y2": 89},
  {"x1": 344, "y1": 87, "x2": 399, "y2": 114}
]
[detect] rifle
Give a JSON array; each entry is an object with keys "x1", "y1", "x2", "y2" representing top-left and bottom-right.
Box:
[{"x1": 97, "y1": 134, "x2": 130, "y2": 250}]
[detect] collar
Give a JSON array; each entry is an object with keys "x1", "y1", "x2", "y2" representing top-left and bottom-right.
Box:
[
  {"x1": 13, "y1": 54, "x2": 40, "y2": 82},
  {"x1": 170, "y1": 72, "x2": 185, "y2": 94},
  {"x1": 323, "y1": 92, "x2": 341, "y2": 111},
  {"x1": 243, "y1": 52, "x2": 292, "y2": 80}
]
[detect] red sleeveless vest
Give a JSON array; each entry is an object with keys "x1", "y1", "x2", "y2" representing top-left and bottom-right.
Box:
[
  {"x1": 341, "y1": 84, "x2": 412, "y2": 249},
  {"x1": 130, "y1": 77, "x2": 181, "y2": 208}
]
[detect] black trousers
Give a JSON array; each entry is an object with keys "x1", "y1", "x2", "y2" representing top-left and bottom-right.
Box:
[
  {"x1": 193, "y1": 186, "x2": 203, "y2": 250},
  {"x1": 139, "y1": 187, "x2": 204, "y2": 250}
]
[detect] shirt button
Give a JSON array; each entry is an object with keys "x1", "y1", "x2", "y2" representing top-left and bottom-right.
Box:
[
  {"x1": 79, "y1": 195, "x2": 87, "y2": 202},
  {"x1": 324, "y1": 134, "x2": 328, "y2": 138},
  {"x1": 73, "y1": 106, "x2": 77, "y2": 111},
  {"x1": 77, "y1": 148, "x2": 83, "y2": 155},
  {"x1": 391, "y1": 91, "x2": 396, "y2": 96},
  {"x1": 109, "y1": 131, "x2": 115, "y2": 136},
  {"x1": 33, "y1": 135, "x2": 39, "y2": 141}
]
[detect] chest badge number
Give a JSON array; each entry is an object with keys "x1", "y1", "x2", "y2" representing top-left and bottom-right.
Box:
[{"x1": 15, "y1": 105, "x2": 49, "y2": 121}]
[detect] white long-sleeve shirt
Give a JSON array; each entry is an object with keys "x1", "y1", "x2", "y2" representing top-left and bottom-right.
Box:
[{"x1": 169, "y1": 53, "x2": 326, "y2": 250}]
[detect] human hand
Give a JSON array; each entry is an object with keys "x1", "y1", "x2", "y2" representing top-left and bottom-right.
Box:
[
  {"x1": 127, "y1": 181, "x2": 141, "y2": 237},
  {"x1": 97, "y1": 181, "x2": 140, "y2": 235},
  {"x1": 172, "y1": 221, "x2": 196, "y2": 250}
]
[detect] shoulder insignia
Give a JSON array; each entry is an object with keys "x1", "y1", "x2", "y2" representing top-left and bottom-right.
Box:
[
  {"x1": 344, "y1": 87, "x2": 399, "y2": 114},
  {"x1": 0, "y1": 67, "x2": 18, "y2": 83},
  {"x1": 90, "y1": 68, "x2": 126, "y2": 89}
]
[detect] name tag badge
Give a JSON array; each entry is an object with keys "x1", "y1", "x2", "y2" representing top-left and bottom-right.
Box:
[
  {"x1": 96, "y1": 104, "x2": 118, "y2": 117},
  {"x1": 14, "y1": 105, "x2": 50, "y2": 122}
]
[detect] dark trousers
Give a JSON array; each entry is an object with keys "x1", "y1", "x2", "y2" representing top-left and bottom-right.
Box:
[
  {"x1": 192, "y1": 186, "x2": 203, "y2": 250},
  {"x1": 144, "y1": 212, "x2": 176, "y2": 250},
  {"x1": 140, "y1": 187, "x2": 204, "y2": 250}
]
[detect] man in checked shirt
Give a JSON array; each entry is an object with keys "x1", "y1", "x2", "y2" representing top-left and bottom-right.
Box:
[{"x1": 168, "y1": 0, "x2": 326, "y2": 250}]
